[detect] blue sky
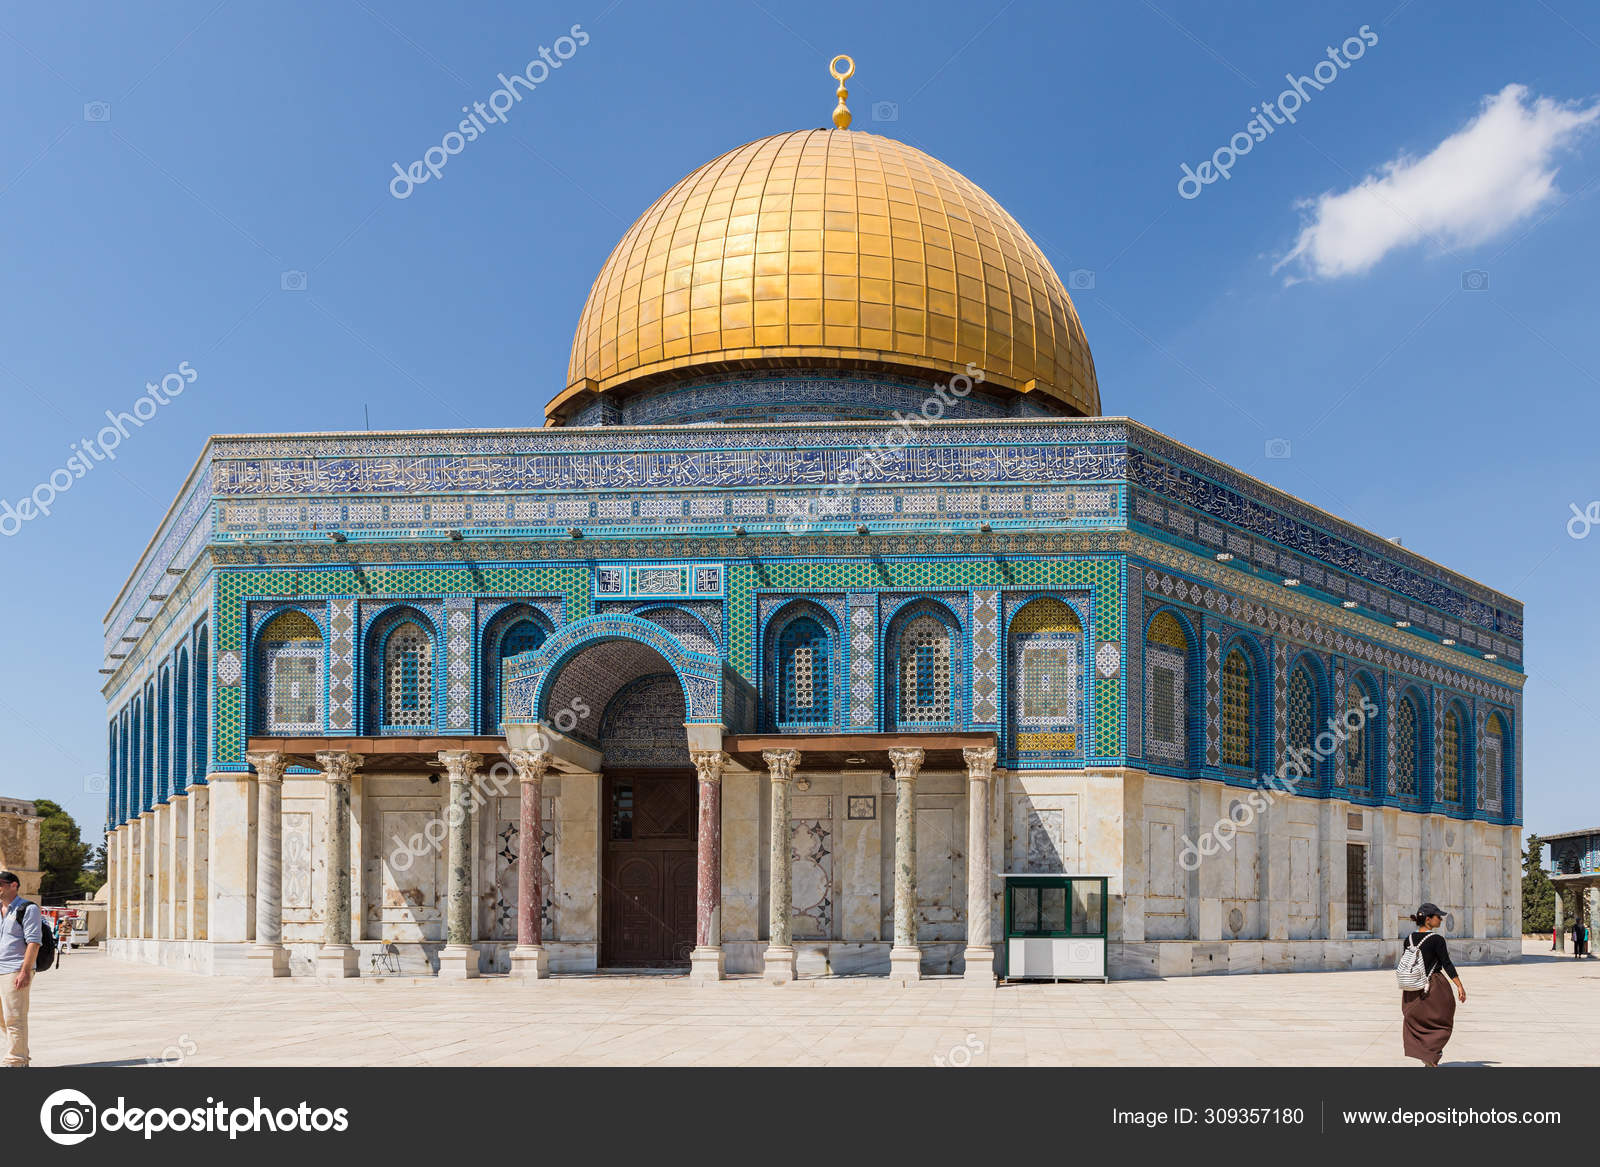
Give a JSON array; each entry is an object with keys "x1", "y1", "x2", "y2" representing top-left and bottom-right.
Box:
[{"x1": 2, "y1": 1, "x2": 1595, "y2": 844}]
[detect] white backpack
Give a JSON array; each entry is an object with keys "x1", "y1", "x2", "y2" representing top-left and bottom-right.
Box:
[{"x1": 1396, "y1": 932, "x2": 1430, "y2": 991}]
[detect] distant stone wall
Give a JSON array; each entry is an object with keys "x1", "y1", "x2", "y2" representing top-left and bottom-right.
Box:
[{"x1": 0, "y1": 802, "x2": 42, "y2": 897}]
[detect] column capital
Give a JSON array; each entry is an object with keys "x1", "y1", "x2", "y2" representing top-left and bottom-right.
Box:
[
  {"x1": 508, "y1": 749, "x2": 552, "y2": 784},
  {"x1": 246, "y1": 750, "x2": 288, "y2": 784},
  {"x1": 887, "y1": 747, "x2": 925, "y2": 781},
  {"x1": 690, "y1": 749, "x2": 729, "y2": 785},
  {"x1": 962, "y1": 745, "x2": 998, "y2": 782},
  {"x1": 436, "y1": 749, "x2": 483, "y2": 784},
  {"x1": 315, "y1": 750, "x2": 364, "y2": 784},
  {"x1": 761, "y1": 748, "x2": 801, "y2": 783}
]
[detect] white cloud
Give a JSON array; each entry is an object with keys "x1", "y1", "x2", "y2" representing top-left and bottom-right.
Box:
[{"x1": 1277, "y1": 84, "x2": 1600, "y2": 281}]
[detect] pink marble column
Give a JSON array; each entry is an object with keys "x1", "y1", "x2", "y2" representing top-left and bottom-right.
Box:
[
  {"x1": 508, "y1": 749, "x2": 551, "y2": 980},
  {"x1": 689, "y1": 749, "x2": 727, "y2": 982}
]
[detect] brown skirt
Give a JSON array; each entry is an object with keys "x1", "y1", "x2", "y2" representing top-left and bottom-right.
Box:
[{"x1": 1401, "y1": 971, "x2": 1456, "y2": 1064}]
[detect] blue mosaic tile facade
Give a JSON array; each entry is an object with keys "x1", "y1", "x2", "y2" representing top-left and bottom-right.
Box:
[{"x1": 100, "y1": 392, "x2": 1524, "y2": 832}]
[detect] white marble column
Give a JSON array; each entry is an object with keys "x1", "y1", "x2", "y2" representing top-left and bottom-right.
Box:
[
  {"x1": 888, "y1": 747, "x2": 925, "y2": 981},
  {"x1": 962, "y1": 745, "x2": 997, "y2": 982},
  {"x1": 204, "y1": 772, "x2": 254, "y2": 945},
  {"x1": 246, "y1": 751, "x2": 289, "y2": 976},
  {"x1": 762, "y1": 748, "x2": 801, "y2": 984},
  {"x1": 436, "y1": 750, "x2": 482, "y2": 980},
  {"x1": 508, "y1": 749, "x2": 551, "y2": 980},
  {"x1": 689, "y1": 748, "x2": 728, "y2": 982},
  {"x1": 315, "y1": 751, "x2": 362, "y2": 978}
]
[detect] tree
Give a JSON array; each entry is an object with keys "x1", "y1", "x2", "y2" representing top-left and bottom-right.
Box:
[
  {"x1": 1522, "y1": 833, "x2": 1556, "y2": 935},
  {"x1": 31, "y1": 800, "x2": 101, "y2": 900}
]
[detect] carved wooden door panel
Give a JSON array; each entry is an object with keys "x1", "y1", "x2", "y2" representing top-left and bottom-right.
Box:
[{"x1": 601, "y1": 771, "x2": 698, "y2": 967}]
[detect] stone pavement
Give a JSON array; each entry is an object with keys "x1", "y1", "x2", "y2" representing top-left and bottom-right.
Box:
[{"x1": 23, "y1": 941, "x2": 1594, "y2": 1068}]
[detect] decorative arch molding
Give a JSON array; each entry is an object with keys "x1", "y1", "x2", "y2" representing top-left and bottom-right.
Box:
[
  {"x1": 361, "y1": 603, "x2": 444, "y2": 734},
  {"x1": 633, "y1": 605, "x2": 719, "y2": 655},
  {"x1": 1143, "y1": 605, "x2": 1200, "y2": 771},
  {"x1": 1006, "y1": 594, "x2": 1088, "y2": 762},
  {"x1": 882, "y1": 596, "x2": 963, "y2": 730},
  {"x1": 251, "y1": 606, "x2": 328, "y2": 736},
  {"x1": 503, "y1": 613, "x2": 720, "y2": 733},
  {"x1": 1284, "y1": 649, "x2": 1332, "y2": 791},
  {"x1": 761, "y1": 599, "x2": 844, "y2": 731},
  {"x1": 1215, "y1": 628, "x2": 1269, "y2": 774},
  {"x1": 480, "y1": 603, "x2": 556, "y2": 733}
]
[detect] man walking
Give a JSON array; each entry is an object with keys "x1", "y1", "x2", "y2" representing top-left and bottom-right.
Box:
[{"x1": 0, "y1": 871, "x2": 41, "y2": 1067}]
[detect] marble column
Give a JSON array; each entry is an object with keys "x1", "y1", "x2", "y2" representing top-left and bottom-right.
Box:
[
  {"x1": 689, "y1": 749, "x2": 727, "y2": 982},
  {"x1": 315, "y1": 750, "x2": 362, "y2": 978},
  {"x1": 245, "y1": 751, "x2": 289, "y2": 977},
  {"x1": 508, "y1": 749, "x2": 551, "y2": 980},
  {"x1": 1554, "y1": 892, "x2": 1565, "y2": 952},
  {"x1": 962, "y1": 745, "x2": 997, "y2": 982},
  {"x1": 436, "y1": 750, "x2": 482, "y2": 980},
  {"x1": 888, "y1": 747, "x2": 925, "y2": 981},
  {"x1": 762, "y1": 748, "x2": 801, "y2": 984}
]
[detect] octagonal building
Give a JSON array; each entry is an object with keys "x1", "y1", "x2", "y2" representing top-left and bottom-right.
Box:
[{"x1": 100, "y1": 118, "x2": 1524, "y2": 982}]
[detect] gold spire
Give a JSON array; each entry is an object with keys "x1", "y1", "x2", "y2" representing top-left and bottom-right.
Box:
[{"x1": 830, "y1": 54, "x2": 854, "y2": 129}]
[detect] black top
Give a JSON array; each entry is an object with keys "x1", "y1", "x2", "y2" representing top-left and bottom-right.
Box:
[{"x1": 1407, "y1": 930, "x2": 1457, "y2": 979}]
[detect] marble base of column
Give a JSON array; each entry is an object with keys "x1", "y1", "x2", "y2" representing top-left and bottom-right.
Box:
[
  {"x1": 315, "y1": 944, "x2": 359, "y2": 979},
  {"x1": 508, "y1": 945, "x2": 550, "y2": 980},
  {"x1": 246, "y1": 943, "x2": 289, "y2": 978},
  {"x1": 961, "y1": 946, "x2": 996, "y2": 982},
  {"x1": 889, "y1": 946, "x2": 923, "y2": 981},
  {"x1": 763, "y1": 943, "x2": 797, "y2": 984},
  {"x1": 436, "y1": 944, "x2": 480, "y2": 980},
  {"x1": 689, "y1": 945, "x2": 725, "y2": 983}
]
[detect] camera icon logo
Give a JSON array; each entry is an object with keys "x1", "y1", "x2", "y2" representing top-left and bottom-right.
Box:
[
  {"x1": 871, "y1": 100, "x2": 900, "y2": 122},
  {"x1": 85, "y1": 774, "x2": 109, "y2": 795},
  {"x1": 281, "y1": 270, "x2": 308, "y2": 292},
  {"x1": 1265, "y1": 437, "x2": 1292, "y2": 460},
  {"x1": 1461, "y1": 269, "x2": 1489, "y2": 291},
  {"x1": 1067, "y1": 269, "x2": 1095, "y2": 291},
  {"x1": 40, "y1": 1089, "x2": 97, "y2": 1146},
  {"x1": 83, "y1": 102, "x2": 112, "y2": 123}
]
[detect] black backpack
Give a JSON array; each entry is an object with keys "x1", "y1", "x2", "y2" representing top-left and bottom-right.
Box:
[{"x1": 7, "y1": 899, "x2": 55, "y2": 973}]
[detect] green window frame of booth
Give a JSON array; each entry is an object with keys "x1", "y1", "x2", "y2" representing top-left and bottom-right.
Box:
[{"x1": 1004, "y1": 875, "x2": 1108, "y2": 939}]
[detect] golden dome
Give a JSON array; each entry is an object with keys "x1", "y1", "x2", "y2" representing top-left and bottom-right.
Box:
[{"x1": 552, "y1": 128, "x2": 1098, "y2": 423}]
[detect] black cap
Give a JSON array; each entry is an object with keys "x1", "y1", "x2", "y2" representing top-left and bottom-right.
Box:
[{"x1": 1416, "y1": 902, "x2": 1442, "y2": 919}]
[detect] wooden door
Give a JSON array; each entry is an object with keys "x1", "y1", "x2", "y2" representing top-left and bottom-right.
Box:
[{"x1": 601, "y1": 772, "x2": 698, "y2": 967}]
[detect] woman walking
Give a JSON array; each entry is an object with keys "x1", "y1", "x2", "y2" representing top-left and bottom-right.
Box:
[{"x1": 1400, "y1": 903, "x2": 1466, "y2": 1067}]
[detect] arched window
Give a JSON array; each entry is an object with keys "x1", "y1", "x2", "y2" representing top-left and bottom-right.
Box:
[
  {"x1": 191, "y1": 627, "x2": 208, "y2": 784},
  {"x1": 1483, "y1": 713, "x2": 1509, "y2": 815},
  {"x1": 1286, "y1": 660, "x2": 1318, "y2": 785},
  {"x1": 384, "y1": 620, "x2": 434, "y2": 729},
  {"x1": 1440, "y1": 706, "x2": 1464, "y2": 803},
  {"x1": 1144, "y1": 612, "x2": 1189, "y2": 766},
  {"x1": 1346, "y1": 676, "x2": 1378, "y2": 790},
  {"x1": 143, "y1": 682, "x2": 156, "y2": 810},
  {"x1": 173, "y1": 650, "x2": 189, "y2": 795},
  {"x1": 129, "y1": 701, "x2": 142, "y2": 817},
  {"x1": 887, "y1": 604, "x2": 958, "y2": 728},
  {"x1": 157, "y1": 668, "x2": 172, "y2": 803},
  {"x1": 119, "y1": 708, "x2": 130, "y2": 822},
  {"x1": 777, "y1": 616, "x2": 832, "y2": 727},
  {"x1": 193, "y1": 627, "x2": 209, "y2": 783},
  {"x1": 1394, "y1": 692, "x2": 1420, "y2": 796},
  {"x1": 107, "y1": 722, "x2": 118, "y2": 828},
  {"x1": 1220, "y1": 649, "x2": 1253, "y2": 769},
  {"x1": 256, "y1": 610, "x2": 325, "y2": 734},
  {"x1": 482, "y1": 610, "x2": 550, "y2": 733},
  {"x1": 1011, "y1": 597, "x2": 1083, "y2": 757}
]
